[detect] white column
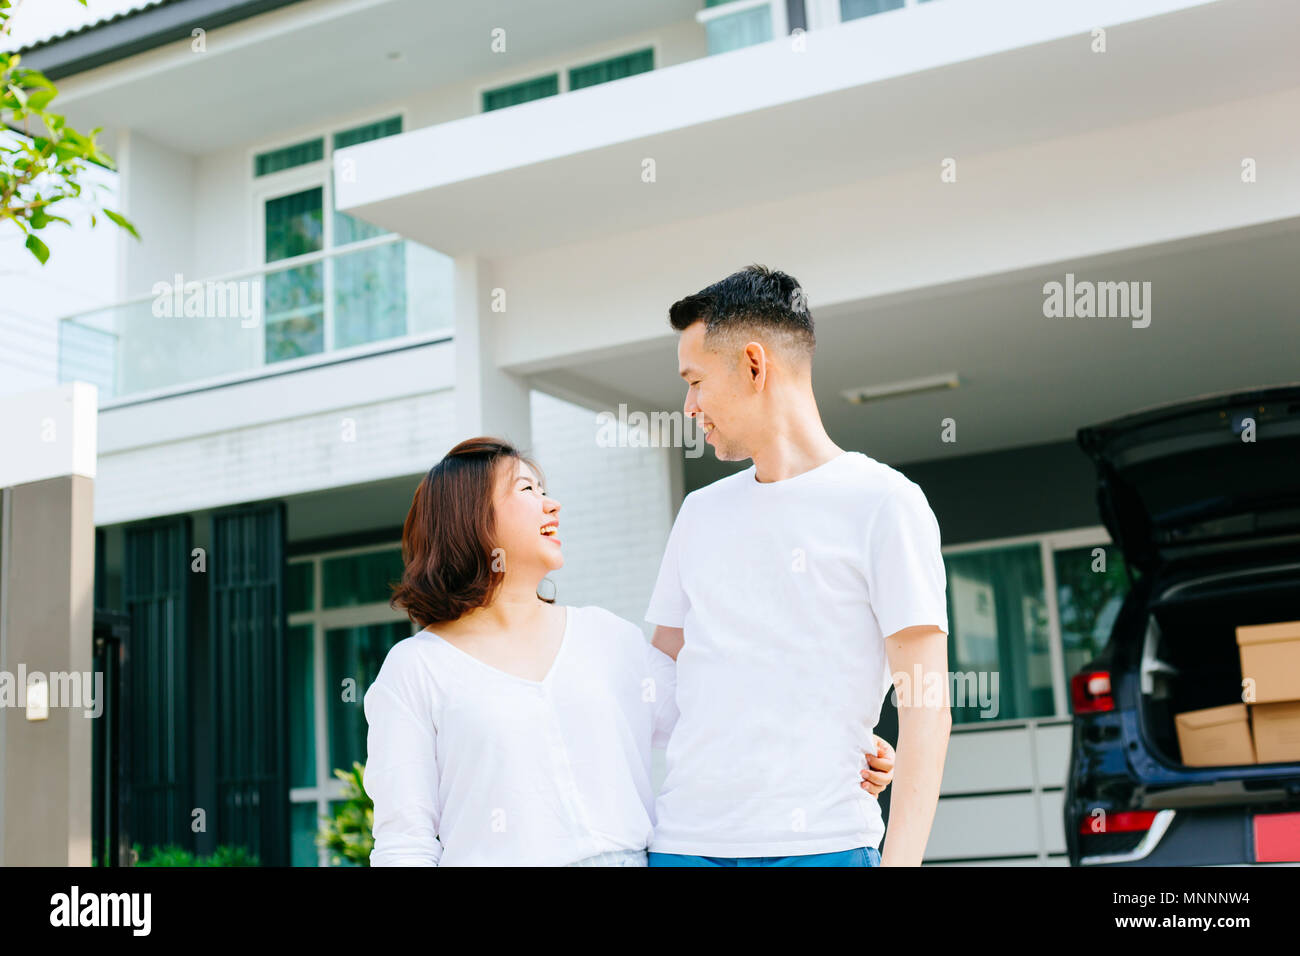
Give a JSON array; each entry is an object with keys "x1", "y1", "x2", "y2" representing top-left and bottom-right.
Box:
[
  {"x1": 0, "y1": 383, "x2": 97, "y2": 866},
  {"x1": 453, "y1": 255, "x2": 532, "y2": 450}
]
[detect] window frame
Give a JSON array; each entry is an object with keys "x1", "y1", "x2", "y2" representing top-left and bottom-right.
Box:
[
  {"x1": 248, "y1": 111, "x2": 408, "y2": 362},
  {"x1": 695, "y1": 0, "x2": 789, "y2": 51},
  {"x1": 805, "y1": 0, "x2": 921, "y2": 31},
  {"x1": 286, "y1": 542, "x2": 409, "y2": 867},
  {"x1": 938, "y1": 525, "x2": 1118, "y2": 727},
  {"x1": 567, "y1": 46, "x2": 656, "y2": 93},
  {"x1": 252, "y1": 136, "x2": 325, "y2": 178},
  {"x1": 473, "y1": 38, "x2": 664, "y2": 113}
]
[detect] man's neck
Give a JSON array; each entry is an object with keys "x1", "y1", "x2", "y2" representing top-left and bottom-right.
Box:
[{"x1": 749, "y1": 416, "x2": 844, "y2": 483}]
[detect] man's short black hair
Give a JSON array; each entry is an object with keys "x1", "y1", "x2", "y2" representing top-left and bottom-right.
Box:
[{"x1": 668, "y1": 264, "x2": 815, "y2": 358}]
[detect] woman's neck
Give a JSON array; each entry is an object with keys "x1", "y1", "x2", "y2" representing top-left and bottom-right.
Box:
[{"x1": 449, "y1": 576, "x2": 550, "y2": 634}]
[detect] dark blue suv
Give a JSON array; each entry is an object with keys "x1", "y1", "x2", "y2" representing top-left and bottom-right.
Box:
[{"x1": 1066, "y1": 383, "x2": 1300, "y2": 865}]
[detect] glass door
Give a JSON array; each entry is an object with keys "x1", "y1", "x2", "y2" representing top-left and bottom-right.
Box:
[
  {"x1": 286, "y1": 545, "x2": 409, "y2": 866},
  {"x1": 942, "y1": 543, "x2": 1054, "y2": 724}
]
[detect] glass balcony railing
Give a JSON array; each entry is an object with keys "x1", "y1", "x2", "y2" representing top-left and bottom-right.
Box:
[{"x1": 57, "y1": 235, "x2": 454, "y2": 403}]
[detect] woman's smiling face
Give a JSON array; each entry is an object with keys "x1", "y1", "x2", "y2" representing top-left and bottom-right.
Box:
[{"x1": 492, "y1": 458, "x2": 564, "y2": 576}]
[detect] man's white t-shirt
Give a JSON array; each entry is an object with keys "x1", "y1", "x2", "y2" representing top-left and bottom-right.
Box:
[{"x1": 644, "y1": 450, "x2": 949, "y2": 857}]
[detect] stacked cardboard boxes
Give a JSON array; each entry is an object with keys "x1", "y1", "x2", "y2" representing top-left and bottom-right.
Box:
[
  {"x1": 1237, "y1": 620, "x2": 1300, "y2": 764},
  {"x1": 1174, "y1": 620, "x2": 1300, "y2": 767}
]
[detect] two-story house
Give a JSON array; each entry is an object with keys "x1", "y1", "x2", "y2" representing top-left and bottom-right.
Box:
[{"x1": 6, "y1": 0, "x2": 1298, "y2": 865}]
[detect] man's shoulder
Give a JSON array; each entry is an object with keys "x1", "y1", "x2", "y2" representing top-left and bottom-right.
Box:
[
  {"x1": 572, "y1": 604, "x2": 646, "y2": 642},
  {"x1": 669, "y1": 466, "x2": 754, "y2": 522},
  {"x1": 675, "y1": 453, "x2": 924, "y2": 511},
  {"x1": 682, "y1": 464, "x2": 755, "y2": 504},
  {"x1": 840, "y1": 452, "x2": 922, "y2": 499},
  {"x1": 571, "y1": 606, "x2": 652, "y2": 667}
]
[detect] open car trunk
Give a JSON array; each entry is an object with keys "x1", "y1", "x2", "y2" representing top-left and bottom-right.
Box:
[{"x1": 1139, "y1": 563, "x2": 1300, "y2": 771}]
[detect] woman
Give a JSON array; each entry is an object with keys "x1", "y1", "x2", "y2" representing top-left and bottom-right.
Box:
[{"x1": 363, "y1": 437, "x2": 896, "y2": 866}]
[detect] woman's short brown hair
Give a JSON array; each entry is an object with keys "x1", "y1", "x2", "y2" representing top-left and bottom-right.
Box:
[{"x1": 390, "y1": 436, "x2": 551, "y2": 628}]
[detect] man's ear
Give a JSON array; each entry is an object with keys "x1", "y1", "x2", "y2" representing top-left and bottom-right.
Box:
[{"x1": 745, "y1": 342, "x2": 767, "y2": 390}]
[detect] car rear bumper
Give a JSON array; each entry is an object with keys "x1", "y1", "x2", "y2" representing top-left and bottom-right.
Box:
[{"x1": 1079, "y1": 806, "x2": 1300, "y2": 865}]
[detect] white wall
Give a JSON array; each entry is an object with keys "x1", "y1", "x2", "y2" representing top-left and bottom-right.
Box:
[
  {"x1": 0, "y1": 141, "x2": 121, "y2": 398},
  {"x1": 93, "y1": 339, "x2": 455, "y2": 521},
  {"x1": 117, "y1": 130, "x2": 196, "y2": 296},
  {"x1": 530, "y1": 389, "x2": 676, "y2": 634},
  {"x1": 483, "y1": 82, "x2": 1300, "y2": 374}
]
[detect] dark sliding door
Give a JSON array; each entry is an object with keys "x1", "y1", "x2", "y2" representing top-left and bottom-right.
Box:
[
  {"x1": 210, "y1": 502, "x2": 290, "y2": 866},
  {"x1": 123, "y1": 517, "x2": 194, "y2": 855}
]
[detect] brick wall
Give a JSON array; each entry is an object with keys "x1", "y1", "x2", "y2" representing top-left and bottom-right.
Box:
[{"x1": 530, "y1": 389, "x2": 677, "y2": 638}]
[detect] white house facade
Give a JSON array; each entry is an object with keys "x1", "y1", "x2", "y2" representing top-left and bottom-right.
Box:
[{"x1": 5, "y1": 0, "x2": 1297, "y2": 865}]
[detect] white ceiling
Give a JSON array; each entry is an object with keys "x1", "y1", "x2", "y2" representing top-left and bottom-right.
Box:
[
  {"x1": 558, "y1": 219, "x2": 1300, "y2": 466},
  {"x1": 53, "y1": 0, "x2": 701, "y2": 154}
]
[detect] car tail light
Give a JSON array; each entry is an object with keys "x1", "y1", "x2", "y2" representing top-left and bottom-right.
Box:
[
  {"x1": 1071, "y1": 669, "x2": 1114, "y2": 713},
  {"x1": 1079, "y1": 810, "x2": 1158, "y2": 835}
]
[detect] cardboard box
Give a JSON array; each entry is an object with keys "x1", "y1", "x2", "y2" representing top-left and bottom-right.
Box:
[
  {"x1": 1174, "y1": 703, "x2": 1256, "y2": 767},
  {"x1": 1251, "y1": 701, "x2": 1300, "y2": 764},
  {"x1": 1237, "y1": 621, "x2": 1300, "y2": 704}
]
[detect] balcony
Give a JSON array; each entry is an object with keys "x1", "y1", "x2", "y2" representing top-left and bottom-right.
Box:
[
  {"x1": 333, "y1": 0, "x2": 1243, "y2": 258},
  {"x1": 57, "y1": 236, "x2": 454, "y2": 404}
]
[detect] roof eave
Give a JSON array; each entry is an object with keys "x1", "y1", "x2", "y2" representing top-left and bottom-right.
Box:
[{"x1": 17, "y1": 0, "x2": 310, "y2": 80}]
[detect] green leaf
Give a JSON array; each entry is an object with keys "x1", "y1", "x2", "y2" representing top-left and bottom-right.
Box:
[
  {"x1": 26, "y1": 88, "x2": 55, "y2": 110},
  {"x1": 102, "y1": 208, "x2": 140, "y2": 240},
  {"x1": 25, "y1": 233, "x2": 49, "y2": 264}
]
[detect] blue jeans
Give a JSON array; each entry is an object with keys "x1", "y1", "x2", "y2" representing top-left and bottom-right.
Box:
[{"x1": 648, "y1": 846, "x2": 880, "y2": 867}]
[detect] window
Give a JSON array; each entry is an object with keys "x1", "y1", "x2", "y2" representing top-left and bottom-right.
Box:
[
  {"x1": 255, "y1": 115, "x2": 435, "y2": 365},
  {"x1": 325, "y1": 620, "x2": 411, "y2": 784},
  {"x1": 482, "y1": 73, "x2": 559, "y2": 112},
  {"x1": 805, "y1": 0, "x2": 929, "y2": 30},
  {"x1": 480, "y1": 49, "x2": 659, "y2": 112},
  {"x1": 333, "y1": 117, "x2": 402, "y2": 151},
  {"x1": 254, "y1": 137, "x2": 324, "y2": 177},
  {"x1": 927, "y1": 527, "x2": 1130, "y2": 728},
  {"x1": 321, "y1": 548, "x2": 405, "y2": 608},
  {"x1": 330, "y1": 117, "x2": 408, "y2": 350},
  {"x1": 698, "y1": 0, "x2": 786, "y2": 55},
  {"x1": 263, "y1": 187, "x2": 325, "y2": 363},
  {"x1": 568, "y1": 48, "x2": 654, "y2": 91},
  {"x1": 287, "y1": 545, "x2": 411, "y2": 866},
  {"x1": 1054, "y1": 544, "x2": 1131, "y2": 709},
  {"x1": 943, "y1": 543, "x2": 1054, "y2": 725},
  {"x1": 840, "y1": 0, "x2": 905, "y2": 21}
]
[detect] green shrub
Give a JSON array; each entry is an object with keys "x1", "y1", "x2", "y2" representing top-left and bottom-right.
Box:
[
  {"x1": 131, "y1": 842, "x2": 260, "y2": 866},
  {"x1": 317, "y1": 762, "x2": 373, "y2": 867}
]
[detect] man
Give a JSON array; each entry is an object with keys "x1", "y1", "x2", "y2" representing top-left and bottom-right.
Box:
[{"x1": 646, "y1": 264, "x2": 952, "y2": 867}]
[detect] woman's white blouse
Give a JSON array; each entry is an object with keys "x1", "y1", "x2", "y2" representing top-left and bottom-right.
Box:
[{"x1": 363, "y1": 605, "x2": 679, "y2": 866}]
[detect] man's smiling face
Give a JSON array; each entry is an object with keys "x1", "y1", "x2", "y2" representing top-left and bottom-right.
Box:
[{"x1": 678, "y1": 320, "x2": 756, "y2": 462}]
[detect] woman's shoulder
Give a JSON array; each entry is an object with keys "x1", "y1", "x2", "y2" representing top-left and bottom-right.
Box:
[
  {"x1": 381, "y1": 627, "x2": 439, "y2": 664},
  {"x1": 366, "y1": 629, "x2": 441, "y2": 703}
]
